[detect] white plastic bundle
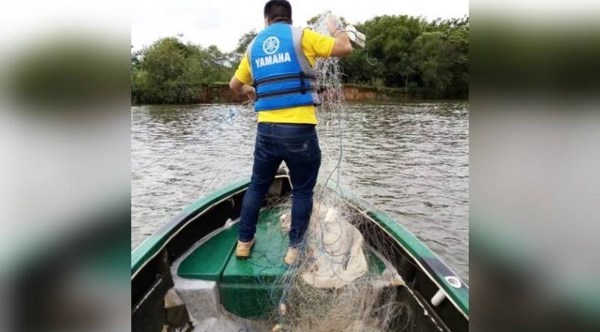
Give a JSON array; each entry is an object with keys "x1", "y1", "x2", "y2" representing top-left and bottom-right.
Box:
[{"x1": 301, "y1": 206, "x2": 368, "y2": 288}]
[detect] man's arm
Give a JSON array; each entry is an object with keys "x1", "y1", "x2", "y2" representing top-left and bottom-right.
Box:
[
  {"x1": 229, "y1": 55, "x2": 256, "y2": 101},
  {"x1": 327, "y1": 15, "x2": 352, "y2": 57},
  {"x1": 229, "y1": 77, "x2": 256, "y2": 101}
]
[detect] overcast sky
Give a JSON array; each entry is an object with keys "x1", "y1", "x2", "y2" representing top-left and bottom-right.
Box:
[{"x1": 131, "y1": 0, "x2": 468, "y2": 52}]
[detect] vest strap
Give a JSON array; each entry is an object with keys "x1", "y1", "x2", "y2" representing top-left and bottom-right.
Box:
[
  {"x1": 254, "y1": 72, "x2": 316, "y2": 87},
  {"x1": 257, "y1": 86, "x2": 316, "y2": 99}
]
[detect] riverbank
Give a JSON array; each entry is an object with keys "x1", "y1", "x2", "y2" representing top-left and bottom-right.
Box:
[{"x1": 132, "y1": 83, "x2": 461, "y2": 105}]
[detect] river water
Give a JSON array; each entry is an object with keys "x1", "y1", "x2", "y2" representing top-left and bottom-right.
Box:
[{"x1": 132, "y1": 102, "x2": 469, "y2": 282}]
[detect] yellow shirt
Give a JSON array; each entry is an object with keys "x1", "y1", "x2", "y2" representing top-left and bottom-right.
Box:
[{"x1": 234, "y1": 28, "x2": 335, "y2": 124}]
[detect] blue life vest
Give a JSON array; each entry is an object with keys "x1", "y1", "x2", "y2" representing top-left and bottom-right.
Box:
[{"x1": 248, "y1": 23, "x2": 320, "y2": 112}]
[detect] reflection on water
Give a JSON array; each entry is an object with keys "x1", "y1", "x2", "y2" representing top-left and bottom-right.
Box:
[{"x1": 131, "y1": 102, "x2": 468, "y2": 282}]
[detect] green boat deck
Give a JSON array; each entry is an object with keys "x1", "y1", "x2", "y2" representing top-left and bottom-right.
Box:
[
  {"x1": 177, "y1": 207, "x2": 387, "y2": 319},
  {"x1": 178, "y1": 208, "x2": 288, "y2": 281}
]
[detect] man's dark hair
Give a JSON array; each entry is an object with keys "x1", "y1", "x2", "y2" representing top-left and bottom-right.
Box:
[{"x1": 264, "y1": 0, "x2": 292, "y2": 24}]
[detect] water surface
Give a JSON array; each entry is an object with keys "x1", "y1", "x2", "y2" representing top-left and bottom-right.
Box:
[{"x1": 131, "y1": 102, "x2": 468, "y2": 282}]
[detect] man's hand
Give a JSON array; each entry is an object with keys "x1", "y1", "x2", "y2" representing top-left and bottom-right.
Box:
[
  {"x1": 242, "y1": 85, "x2": 256, "y2": 101},
  {"x1": 229, "y1": 77, "x2": 255, "y2": 101}
]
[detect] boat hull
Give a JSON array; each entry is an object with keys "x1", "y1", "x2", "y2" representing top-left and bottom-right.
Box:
[{"x1": 131, "y1": 174, "x2": 468, "y2": 331}]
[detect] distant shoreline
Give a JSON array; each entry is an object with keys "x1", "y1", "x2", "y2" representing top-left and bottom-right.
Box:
[{"x1": 131, "y1": 83, "x2": 468, "y2": 105}]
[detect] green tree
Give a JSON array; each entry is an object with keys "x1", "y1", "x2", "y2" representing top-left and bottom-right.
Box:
[
  {"x1": 343, "y1": 15, "x2": 425, "y2": 90},
  {"x1": 338, "y1": 14, "x2": 468, "y2": 98},
  {"x1": 411, "y1": 17, "x2": 469, "y2": 98},
  {"x1": 131, "y1": 14, "x2": 469, "y2": 103},
  {"x1": 411, "y1": 32, "x2": 452, "y2": 96},
  {"x1": 131, "y1": 37, "x2": 233, "y2": 104},
  {"x1": 136, "y1": 37, "x2": 190, "y2": 103}
]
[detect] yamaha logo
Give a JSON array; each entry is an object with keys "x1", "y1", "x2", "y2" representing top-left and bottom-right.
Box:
[{"x1": 262, "y1": 36, "x2": 280, "y2": 55}]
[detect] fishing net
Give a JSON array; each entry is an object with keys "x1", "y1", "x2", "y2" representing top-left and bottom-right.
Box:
[
  {"x1": 267, "y1": 202, "x2": 411, "y2": 332},
  {"x1": 253, "y1": 13, "x2": 413, "y2": 332}
]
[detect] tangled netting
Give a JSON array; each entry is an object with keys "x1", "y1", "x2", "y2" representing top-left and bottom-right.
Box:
[
  {"x1": 247, "y1": 13, "x2": 414, "y2": 332},
  {"x1": 254, "y1": 196, "x2": 412, "y2": 332}
]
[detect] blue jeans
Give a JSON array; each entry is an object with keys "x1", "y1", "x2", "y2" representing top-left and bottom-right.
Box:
[{"x1": 238, "y1": 122, "x2": 321, "y2": 247}]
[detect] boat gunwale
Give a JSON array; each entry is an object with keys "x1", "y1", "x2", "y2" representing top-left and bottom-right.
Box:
[
  {"x1": 132, "y1": 178, "x2": 252, "y2": 278},
  {"x1": 338, "y1": 190, "x2": 469, "y2": 319}
]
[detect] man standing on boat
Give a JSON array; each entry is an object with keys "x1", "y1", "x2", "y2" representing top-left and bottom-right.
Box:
[{"x1": 229, "y1": 0, "x2": 352, "y2": 265}]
